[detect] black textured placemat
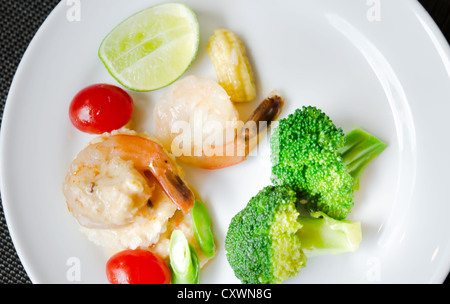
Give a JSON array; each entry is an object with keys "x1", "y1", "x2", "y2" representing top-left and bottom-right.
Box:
[
  {"x1": 0, "y1": 0, "x2": 449, "y2": 284},
  {"x1": 0, "y1": 0, "x2": 60, "y2": 284}
]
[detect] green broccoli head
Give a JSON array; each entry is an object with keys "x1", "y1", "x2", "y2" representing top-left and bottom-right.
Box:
[
  {"x1": 271, "y1": 106, "x2": 354, "y2": 220},
  {"x1": 225, "y1": 185, "x2": 306, "y2": 284}
]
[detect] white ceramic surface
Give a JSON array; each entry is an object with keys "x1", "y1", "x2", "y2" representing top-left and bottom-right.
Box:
[{"x1": 1, "y1": 0, "x2": 450, "y2": 284}]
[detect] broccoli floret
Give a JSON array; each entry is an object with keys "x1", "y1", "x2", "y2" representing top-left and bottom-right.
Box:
[
  {"x1": 225, "y1": 185, "x2": 306, "y2": 284},
  {"x1": 225, "y1": 185, "x2": 362, "y2": 284},
  {"x1": 271, "y1": 106, "x2": 387, "y2": 220}
]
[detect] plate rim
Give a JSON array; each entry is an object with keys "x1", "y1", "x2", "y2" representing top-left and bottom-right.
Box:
[{"x1": 0, "y1": 0, "x2": 66, "y2": 283}]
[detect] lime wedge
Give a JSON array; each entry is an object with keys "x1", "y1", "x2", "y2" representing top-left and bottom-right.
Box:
[{"x1": 99, "y1": 3, "x2": 199, "y2": 91}]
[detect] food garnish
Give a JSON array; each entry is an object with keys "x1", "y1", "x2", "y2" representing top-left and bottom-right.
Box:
[
  {"x1": 192, "y1": 200, "x2": 215, "y2": 258},
  {"x1": 69, "y1": 84, "x2": 133, "y2": 134},
  {"x1": 207, "y1": 28, "x2": 256, "y2": 103},
  {"x1": 99, "y1": 3, "x2": 199, "y2": 91},
  {"x1": 106, "y1": 249, "x2": 171, "y2": 284},
  {"x1": 169, "y1": 230, "x2": 200, "y2": 284}
]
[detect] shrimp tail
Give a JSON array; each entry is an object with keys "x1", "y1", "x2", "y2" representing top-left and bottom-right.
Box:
[
  {"x1": 100, "y1": 134, "x2": 195, "y2": 213},
  {"x1": 148, "y1": 160, "x2": 195, "y2": 213},
  {"x1": 238, "y1": 93, "x2": 285, "y2": 148}
]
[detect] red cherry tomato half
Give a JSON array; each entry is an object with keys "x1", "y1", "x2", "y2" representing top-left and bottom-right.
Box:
[
  {"x1": 69, "y1": 84, "x2": 133, "y2": 134},
  {"x1": 106, "y1": 249, "x2": 171, "y2": 284}
]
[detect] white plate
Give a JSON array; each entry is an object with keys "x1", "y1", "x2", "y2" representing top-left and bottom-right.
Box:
[{"x1": 1, "y1": 0, "x2": 450, "y2": 284}]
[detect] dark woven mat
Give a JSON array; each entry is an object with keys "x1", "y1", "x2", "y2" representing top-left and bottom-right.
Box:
[
  {"x1": 0, "y1": 0, "x2": 449, "y2": 284},
  {"x1": 0, "y1": 0, "x2": 60, "y2": 284}
]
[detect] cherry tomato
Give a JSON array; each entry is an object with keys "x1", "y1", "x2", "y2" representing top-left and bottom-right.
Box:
[
  {"x1": 69, "y1": 84, "x2": 133, "y2": 134},
  {"x1": 106, "y1": 249, "x2": 171, "y2": 284}
]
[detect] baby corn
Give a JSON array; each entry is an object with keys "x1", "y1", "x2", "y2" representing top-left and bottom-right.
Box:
[{"x1": 207, "y1": 28, "x2": 256, "y2": 103}]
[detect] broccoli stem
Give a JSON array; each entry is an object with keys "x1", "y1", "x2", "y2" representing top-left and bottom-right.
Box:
[
  {"x1": 339, "y1": 128, "x2": 387, "y2": 190},
  {"x1": 297, "y1": 211, "x2": 362, "y2": 257}
]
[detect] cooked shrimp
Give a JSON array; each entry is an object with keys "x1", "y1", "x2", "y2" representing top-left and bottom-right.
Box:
[
  {"x1": 78, "y1": 173, "x2": 179, "y2": 250},
  {"x1": 78, "y1": 171, "x2": 211, "y2": 267},
  {"x1": 154, "y1": 75, "x2": 284, "y2": 169},
  {"x1": 63, "y1": 133, "x2": 195, "y2": 229},
  {"x1": 154, "y1": 75, "x2": 240, "y2": 152},
  {"x1": 181, "y1": 93, "x2": 284, "y2": 169}
]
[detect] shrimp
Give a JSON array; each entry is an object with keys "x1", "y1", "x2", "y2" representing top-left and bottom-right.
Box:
[
  {"x1": 154, "y1": 75, "x2": 284, "y2": 169},
  {"x1": 154, "y1": 75, "x2": 240, "y2": 152},
  {"x1": 63, "y1": 132, "x2": 195, "y2": 229}
]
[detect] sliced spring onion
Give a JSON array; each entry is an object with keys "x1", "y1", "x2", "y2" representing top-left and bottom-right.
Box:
[
  {"x1": 192, "y1": 200, "x2": 215, "y2": 258},
  {"x1": 169, "y1": 229, "x2": 199, "y2": 284}
]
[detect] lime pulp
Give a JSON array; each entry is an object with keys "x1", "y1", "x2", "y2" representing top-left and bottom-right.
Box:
[{"x1": 99, "y1": 3, "x2": 199, "y2": 91}]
